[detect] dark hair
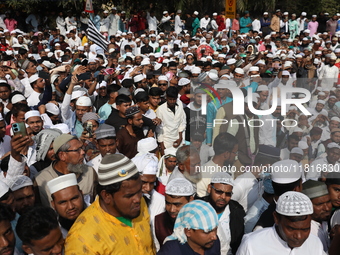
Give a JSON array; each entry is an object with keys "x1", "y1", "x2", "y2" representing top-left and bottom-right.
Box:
[
  {"x1": 272, "y1": 178, "x2": 301, "y2": 196},
  {"x1": 0, "y1": 155, "x2": 10, "y2": 172},
  {"x1": 166, "y1": 194, "x2": 191, "y2": 201},
  {"x1": 134, "y1": 92, "x2": 149, "y2": 103},
  {"x1": 107, "y1": 84, "x2": 121, "y2": 95},
  {"x1": 0, "y1": 189, "x2": 13, "y2": 203},
  {"x1": 276, "y1": 213, "x2": 308, "y2": 222},
  {"x1": 121, "y1": 79, "x2": 134, "y2": 89},
  {"x1": 16, "y1": 206, "x2": 59, "y2": 245},
  {"x1": 166, "y1": 86, "x2": 178, "y2": 98},
  {"x1": 19, "y1": 48, "x2": 28, "y2": 55},
  {"x1": 12, "y1": 103, "x2": 30, "y2": 117},
  {"x1": 149, "y1": 87, "x2": 163, "y2": 96},
  {"x1": 97, "y1": 172, "x2": 140, "y2": 198},
  {"x1": 213, "y1": 132, "x2": 238, "y2": 155},
  {"x1": 288, "y1": 134, "x2": 300, "y2": 142},
  {"x1": 0, "y1": 82, "x2": 11, "y2": 91},
  {"x1": 116, "y1": 94, "x2": 132, "y2": 105},
  {"x1": 0, "y1": 204, "x2": 15, "y2": 222}
]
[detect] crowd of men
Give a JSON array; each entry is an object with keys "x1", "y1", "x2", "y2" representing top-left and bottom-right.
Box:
[{"x1": 1, "y1": 5, "x2": 340, "y2": 255}]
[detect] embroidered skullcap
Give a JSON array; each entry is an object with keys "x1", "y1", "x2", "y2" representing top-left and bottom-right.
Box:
[
  {"x1": 166, "y1": 178, "x2": 195, "y2": 196},
  {"x1": 276, "y1": 191, "x2": 313, "y2": 216}
]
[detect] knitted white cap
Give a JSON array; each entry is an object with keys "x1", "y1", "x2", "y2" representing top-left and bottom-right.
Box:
[{"x1": 276, "y1": 191, "x2": 313, "y2": 216}]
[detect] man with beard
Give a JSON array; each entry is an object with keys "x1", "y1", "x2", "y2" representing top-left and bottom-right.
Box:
[
  {"x1": 47, "y1": 173, "x2": 86, "y2": 238},
  {"x1": 65, "y1": 154, "x2": 155, "y2": 254},
  {"x1": 205, "y1": 172, "x2": 245, "y2": 254},
  {"x1": 157, "y1": 148, "x2": 178, "y2": 192},
  {"x1": 0, "y1": 204, "x2": 18, "y2": 255},
  {"x1": 197, "y1": 132, "x2": 238, "y2": 197},
  {"x1": 24, "y1": 111, "x2": 44, "y2": 136},
  {"x1": 237, "y1": 191, "x2": 324, "y2": 255},
  {"x1": 34, "y1": 134, "x2": 97, "y2": 207},
  {"x1": 168, "y1": 145, "x2": 201, "y2": 193},
  {"x1": 16, "y1": 206, "x2": 64, "y2": 255},
  {"x1": 153, "y1": 178, "x2": 194, "y2": 250},
  {"x1": 117, "y1": 106, "x2": 149, "y2": 159},
  {"x1": 158, "y1": 200, "x2": 220, "y2": 254},
  {"x1": 302, "y1": 180, "x2": 332, "y2": 252}
]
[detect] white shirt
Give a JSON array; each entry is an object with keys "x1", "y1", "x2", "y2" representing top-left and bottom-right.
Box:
[
  {"x1": 236, "y1": 225, "x2": 325, "y2": 255},
  {"x1": 108, "y1": 14, "x2": 119, "y2": 36},
  {"x1": 175, "y1": 15, "x2": 184, "y2": 34},
  {"x1": 310, "y1": 220, "x2": 330, "y2": 252},
  {"x1": 218, "y1": 205, "x2": 232, "y2": 254},
  {"x1": 259, "y1": 114, "x2": 277, "y2": 147},
  {"x1": 200, "y1": 17, "x2": 211, "y2": 29},
  {"x1": 147, "y1": 13, "x2": 158, "y2": 32},
  {"x1": 232, "y1": 172, "x2": 262, "y2": 213},
  {"x1": 149, "y1": 190, "x2": 165, "y2": 225},
  {"x1": 318, "y1": 65, "x2": 339, "y2": 90},
  {"x1": 156, "y1": 102, "x2": 186, "y2": 149},
  {"x1": 27, "y1": 90, "x2": 41, "y2": 107},
  {"x1": 56, "y1": 16, "x2": 66, "y2": 35},
  {"x1": 65, "y1": 16, "x2": 77, "y2": 30},
  {"x1": 67, "y1": 36, "x2": 82, "y2": 50},
  {"x1": 100, "y1": 16, "x2": 110, "y2": 32},
  {"x1": 87, "y1": 154, "x2": 102, "y2": 173},
  {"x1": 306, "y1": 156, "x2": 340, "y2": 180},
  {"x1": 252, "y1": 19, "x2": 261, "y2": 32}
]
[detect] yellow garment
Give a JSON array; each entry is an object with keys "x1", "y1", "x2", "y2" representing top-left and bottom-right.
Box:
[
  {"x1": 65, "y1": 196, "x2": 155, "y2": 255},
  {"x1": 82, "y1": 36, "x2": 88, "y2": 46}
]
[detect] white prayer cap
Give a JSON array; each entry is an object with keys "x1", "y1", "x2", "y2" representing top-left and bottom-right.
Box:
[
  {"x1": 11, "y1": 94, "x2": 26, "y2": 104},
  {"x1": 213, "y1": 12, "x2": 218, "y2": 16},
  {"x1": 137, "y1": 137, "x2": 158, "y2": 154},
  {"x1": 52, "y1": 123, "x2": 70, "y2": 134},
  {"x1": 227, "y1": 58, "x2": 236, "y2": 65},
  {"x1": 163, "y1": 11, "x2": 168, "y2": 14},
  {"x1": 290, "y1": 147, "x2": 303, "y2": 155},
  {"x1": 304, "y1": 29, "x2": 310, "y2": 34},
  {"x1": 335, "y1": 48, "x2": 340, "y2": 53},
  {"x1": 158, "y1": 75, "x2": 168, "y2": 82},
  {"x1": 131, "y1": 153, "x2": 158, "y2": 175},
  {"x1": 28, "y1": 74, "x2": 39, "y2": 84},
  {"x1": 276, "y1": 191, "x2": 313, "y2": 216},
  {"x1": 283, "y1": 12, "x2": 288, "y2": 15},
  {"x1": 3, "y1": 175, "x2": 33, "y2": 192},
  {"x1": 76, "y1": 96, "x2": 92, "y2": 107},
  {"x1": 96, "y1": 81, "x2": 107, "y2": 89},
  {"x1": 45, "y1": 103, "x2": 60, "y2": 115},
  {"x1": 288, "y1": 106, "x2": 298, "y2": 111},
  {"x1": 0, "y1": 180, "x2": 9, "y2": 198},
  {"x1": 178, "y1": 78, "x2": 190, "y2": 86},
  {"x1": 234, "y1": 68, "x2": 244, "y2": 74},
  {"x1": 327, "y1": 142, "x2": 340, "y2": 149},
  {"x1": 217, "y1": 54, "x2": 225, "y2": 58},
  {"x1": 298, "y1": 141, "x2": 308, "y2": 150},
  {"x1": 301, "y1": 12, "x2": 307, "y2": 16},
  {"x1": 103, "y1": 10, "x2": 109, "y2": 14},
  {"x1": 193, "y1": 11, "x2": 199, "y2": 15},
  {"x1": 211, "y1": 172, "x2": 234, "y2": 186},
  {"x1": 47, "y1": 52, "x2": 54, "y2": 58},
  {"x1": 166, "y1": 178, "x2": 194, "y2": 196},
  {"x1": 284, "y1": 61, "x2": 292, "y2": 68},
  {"x1": 135, "y1": 38, "x2": 141, "y2": 43},
  {"x1": 267, "y1": 53, "x2": 274, "y2": 58},
  {"x1": 256, "y1": 59, "x2": 266, "y2": 66},
  {"x1": 191, "y1": 66, "x2": 201, "y2": 74},
  {"x1": 271, "y1": 160, "x2": 302, "y2": 184},
  {"x1": 133, "y1": 74, "x2": 144, "y2": 83},
  {"x1": 318, "y1": 92, "x2": 326, "y2": 96},
  {"x1": 312, "y1": 15, "x2": 317, "y2": 18},
  {"x1": 55, "y1": 43, "x2": 61, "y2": 47},
  {"x1": 263, "y1": 12, "x2": 268, "y2": 15},
  {"x1": 71, "y1": 90, "x2": 86, "y2": 101},
  {"x1": 208, "y1": 71, "x2": 219, "y2": 81},
  {"x1": 25, "y1": 110, "x2": 41, "y2": 121},
  {"x1": 257, "y1": 85, "x2": 269, "y2": 92},
  {"x1": 287, "y1": 39, "x2": 293, "y2": 42},
  {"x1": 78, "y1": 46, "x2": 84, "y2": 51},
  {"x1": 282, "y1": 70, "x2": 290, "y2": 76},
  {"x1": 313, "y1": 59, "x2": 319, "y2": 64},
  {"x1": 47, "y1": 173, "x2": 78, "y2": 195},
  {"x1": 141, "y1": 58, "x2": 150, "y2": 65},
  {"x1": 249, "y1": 66, "x2": 259, "y2": 72},
  {"x1": 331, "y1": 117, "x2": 340, "y2": 122},
  {"x1": 200, "y1": 57, "x2": 207, "y2": 62},
  {"x1": 317, "y1": 99, "x2": 325, "y2": 105},
  {"x1": 42, "y1": 60, "x2": 56, "y2": 69}
]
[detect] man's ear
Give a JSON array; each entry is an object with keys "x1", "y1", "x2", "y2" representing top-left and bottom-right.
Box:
[
  {"x1": 207, "y1": 184, "x2": 212, "y2": 194},
  {"x1": 100, "y1": 190, "x2": 113, "y2": 205},
  {"x1": 184, "y1": 228, "x2": 192, "y2": 238},
  {"x1": 51, "y1": 200, "x2": 55, "y2": 210},
  {"x1": 189, "y1": 195, "x2": 194, "y2": 202},
  {"x1": 22, "y1": 244, "x2": 33, "y2": 255}
]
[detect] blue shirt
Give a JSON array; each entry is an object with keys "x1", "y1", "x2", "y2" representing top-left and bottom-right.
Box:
[{"x1": 157, "y1": 239, "x2": 221, "y2": 255}]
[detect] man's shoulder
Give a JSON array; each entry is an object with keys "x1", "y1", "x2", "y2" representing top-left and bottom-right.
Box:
[{"x1": 35, "y1": 164, "x2": 55, "y2": 183}]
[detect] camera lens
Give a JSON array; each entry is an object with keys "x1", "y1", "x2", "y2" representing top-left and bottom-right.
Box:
[{"x1": 14, "y1": 128, "x2": 18, "y2": 131}]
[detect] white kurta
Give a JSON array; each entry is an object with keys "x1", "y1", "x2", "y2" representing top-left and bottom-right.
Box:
[
  {"x1": 310, "y1": 220, "x2": 330, "y2": 252},
  {"x1": 236, "y1": 226, "x2": 325, "y2": 255},
  {"x1": 232, "y1": 172, "x2": 262, "y2": 213},
  {"x1": 27, "y1": 90, "x2": 41, "y2": 107}
]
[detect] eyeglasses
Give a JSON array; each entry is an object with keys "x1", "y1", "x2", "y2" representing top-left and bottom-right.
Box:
[
  {"x1": 211, "y1": 185, "x2": 233, "y2": 197},
  {"x1": 158, "y1": 83, "x2": 168, "y2": 86},
  {"x1": 65, "y1": 146, "x2": 85, "y2": 153}
]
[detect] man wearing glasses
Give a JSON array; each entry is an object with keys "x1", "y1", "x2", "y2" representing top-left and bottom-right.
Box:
[
  {"x1": 205, "y1": 172, "x2": 245, "y2": 255},
  {"x1": 35, "y1": 134, "x2": 97, "y2": 207}
]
